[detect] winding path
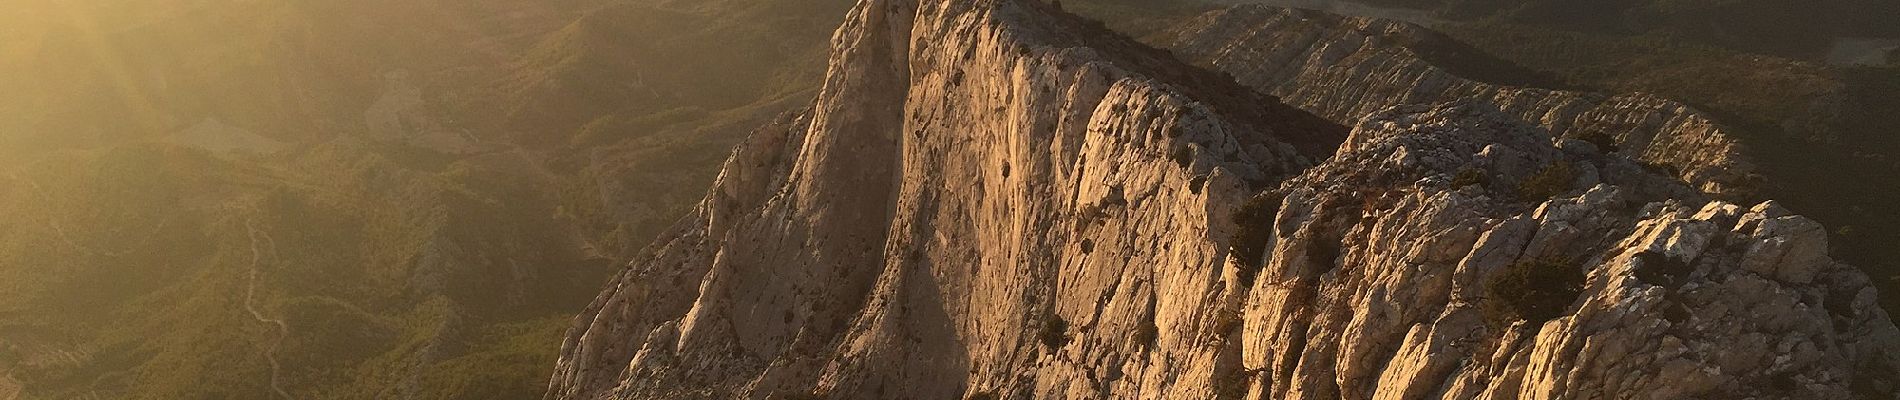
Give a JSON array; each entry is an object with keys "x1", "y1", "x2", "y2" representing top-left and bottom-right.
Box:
[{"x1": 242, "y1": 219, "x2": 293, "y2": 400}]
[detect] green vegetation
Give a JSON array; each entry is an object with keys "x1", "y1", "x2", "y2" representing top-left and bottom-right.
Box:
[
  {"x1": 1482, "y1": 258, "x2": 1586, "y2": 328},
  {"x1": 0, "y1": 0, "x2": 861, "y2": 397},
  {"x1": 1450, "y1": 167, "x2": 1486, "y2": 188},
  {"x1": 1229, "y1": 194, "x2": 1283, "y2": 287},
  {"x1": 1039, "y1": 314, "x2": 1072, "y2": 350},
  {"x1": 1633, "y1": 251, "x2": 1693, "y2": 287},
  {"x1": 1515, "y1": 161, "x2": 1576, "y2": 201},
  {"x1": 0, "y1": 143, "x2": 610, "y2": 399}
]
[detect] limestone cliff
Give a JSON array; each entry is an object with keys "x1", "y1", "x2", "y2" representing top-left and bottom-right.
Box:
[
  {"x1": 545, "y1": 0, "x2": 1899, "y2": 398},
  {"x1": 1160, "y1": 6, "x2": 1759, "y2": 197}
]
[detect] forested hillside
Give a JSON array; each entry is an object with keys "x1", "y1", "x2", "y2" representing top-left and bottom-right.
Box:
[{"x1": 0, "y1": 0, "x2": 850, "y2": 397}]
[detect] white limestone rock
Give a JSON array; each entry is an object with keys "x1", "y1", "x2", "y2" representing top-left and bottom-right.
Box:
[{"x1": 544, "y1": 1, "x2": 1900, "y2": 399}]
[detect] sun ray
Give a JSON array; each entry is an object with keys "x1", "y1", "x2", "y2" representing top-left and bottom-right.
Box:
[{"x1": 48, "y1": 1, "x2": 171, "y2": 135}]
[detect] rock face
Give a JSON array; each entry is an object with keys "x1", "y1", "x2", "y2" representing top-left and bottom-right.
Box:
[
  {"x1": 1242, "y1": 102, "x2": 1898, "y2": 399},
  {"x1": 1160, "y1": 6, "x2": 1759, "y2": 197},
  {"x1": 545, "y1": 0, "x2": 1899, "y2": 399}
]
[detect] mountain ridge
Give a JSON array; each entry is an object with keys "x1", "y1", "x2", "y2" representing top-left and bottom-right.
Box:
[
  {"x1": 545, "y1": 0, "x2": 1899, "y2": 398},
  {"x1": 1161, "y1": 5, "x2": 1757, "y2": 197}
]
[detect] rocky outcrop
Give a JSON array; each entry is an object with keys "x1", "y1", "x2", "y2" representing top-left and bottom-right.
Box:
[
  {"x1": 545, "y1": 0, "x2": 1899, "y2": 399},
  {"x1": 1242, "y1": 102, "x2": 1897, "y2": 399},
  {"x1": 1160, "y1": 6, "x2": 1759, "y2": 197}
]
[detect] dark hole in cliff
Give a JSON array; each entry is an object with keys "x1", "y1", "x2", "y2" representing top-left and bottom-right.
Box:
[
  {"x1": 1574, "y1": 130, "x2": 1621, "y2": 153},
  {"x1": 1039, "y1": 313, "x2": 1071, "y2": 350},
  {"x1": 1633, "y1": 251, "x2": 1692, "y2": 287},
  {"x1": 1661, "y1": 303, "x2": 1691, "y2": 323},
  {"x1": 1104, "y1": 185, "x2": 1127, "y2": 207},
  {"x1": 1516, "y1": 161, "x2": 1577, "y2": 201},
  {"x1": 1306, "y1": 238, "x2": 1341, "y2": 276},
  {"x1": 1826, "y1": 286, "x2": 1860, "y2": 322},
  {"x1": 1230, "y1": 193, "x2": 1281, "y2": 287},
  {"x1": 1079, "y1": 239, "x2": 1094, "y2": 254},
  {"x1": 951, "y1": 70, "x2": 965, "y2": 87},
  {"x1": 1001, "y1": 162, "x2": 1011, "y2": 179},
  {"x1": 1483, "y1": 257, "x2": 1587, "y2": 329},
  {"x1": 1189, "y1": 175, "x2": 1208, "y2": 195},
  {"x1": 1172, "y1": 146, "x2": 1194, "y2": 168}
]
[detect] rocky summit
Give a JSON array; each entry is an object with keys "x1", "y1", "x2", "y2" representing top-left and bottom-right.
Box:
[
  {"x1": 1159, "y1": 5, "x2": 1757, "y2": 198},
  {"x1": 544, "y1": 0, "x2": 1900, "y2": 399}
]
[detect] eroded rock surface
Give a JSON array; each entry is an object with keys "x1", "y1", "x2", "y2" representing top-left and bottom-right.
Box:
[
  {"x1": 1162, "y1": 6, "x2": 1758, "y2": 197},
  {"x1": 1243, "y1": 102, "x2": 1897, "y2": 399},
  {"x1": 545, "y1": 1, "x2": 1899, "y2": 399}
]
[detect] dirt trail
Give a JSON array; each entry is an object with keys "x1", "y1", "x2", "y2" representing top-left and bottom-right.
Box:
[{"x1": 242, "y1": 219, "x2": 293, "y2": 400}]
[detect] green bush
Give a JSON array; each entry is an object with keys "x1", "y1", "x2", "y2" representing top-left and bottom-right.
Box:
[
  {"x1": 1515, "y1": 161, "x2": 1576, "y2": 201},
  {"x1": 1632, "y1": 251, "x2": 1691, "y2": 287},
  {"x1": 1451, "y1": 167, "x2": 1487, "y2": 188},
  {"x1": 1230, "y1": 194, "x2": 1282, "y2": 286},
  {"x1": 1483, "y1": 258, "x2": 1585, "y2": 328},
  {"x1": 1039, "y1": 314, "x2": 1071, "y2": 350}
]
